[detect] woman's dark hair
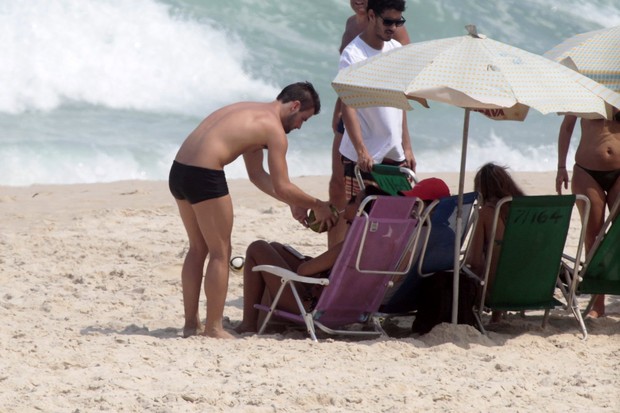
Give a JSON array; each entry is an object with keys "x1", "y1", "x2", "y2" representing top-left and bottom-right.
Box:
[
  {"x1": 367, "y1": 0, "x2": 406, "y2": 15},
  {"x1": 474, "y1": 162, "x2": 525, "y2": 203},
  {"x1": 276, "y1": 82, "x2": 321, "y2": 114}
]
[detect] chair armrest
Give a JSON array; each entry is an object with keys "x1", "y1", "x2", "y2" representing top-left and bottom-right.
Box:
[
  {"x1": 462, "y1": 266, "x2": 485, "y2": 286},
  {"x1": 252, "y1": 265, "x2": 330, "y2": 285}
]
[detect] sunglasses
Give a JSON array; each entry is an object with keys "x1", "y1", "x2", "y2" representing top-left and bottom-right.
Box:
[{"x1": 377, "y1": 15, "x2": 406, "y2": 27}]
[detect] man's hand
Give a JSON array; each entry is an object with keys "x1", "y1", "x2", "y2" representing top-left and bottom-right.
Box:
[
  {"x1": 555, "y1": 167, "x2": 569, "y2": 194},
  {"x1": 356, "y1": 150, "x2": 374, "y2": 173},
  {"x1": 290, "y1": 205, "x2": 308, "y2": 226},
  {"x1": 404, "y1": 148, "x2": 416, "y2": 172},
  {"x1": 308, "y1": 201, "x2": 339, "y2": 233}
]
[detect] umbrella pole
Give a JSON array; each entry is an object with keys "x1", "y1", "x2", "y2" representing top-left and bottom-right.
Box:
[{"x1": 452, "y1": 108, "x2": 470, "y2": 324}]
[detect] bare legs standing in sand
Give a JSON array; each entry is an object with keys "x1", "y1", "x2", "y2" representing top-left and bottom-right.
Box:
[
  {"x1": 175, "y1": 196, "x2": 234, "y2": 338},
  {"x1": 556, "y1": 109, "x2": 620, "y2": 318}
]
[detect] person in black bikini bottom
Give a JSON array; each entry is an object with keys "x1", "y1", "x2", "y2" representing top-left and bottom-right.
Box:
[
  {"x1": 556, "y1": 108, "x2": 620, "y2": 318},
  {"x1": 573, "y1": 164, "x2": 620, "y2": 193}
]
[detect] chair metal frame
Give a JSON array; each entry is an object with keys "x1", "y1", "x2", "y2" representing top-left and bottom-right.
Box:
[
  {"x1": 470, "y1": 194, "x2": 589, "y2": 335},
  {"x1": 253, "y1": 195, "x2": 424, "y2": 341},
  {"x1": 561, "y1": 194, "x2": 619, "y2": 339}
]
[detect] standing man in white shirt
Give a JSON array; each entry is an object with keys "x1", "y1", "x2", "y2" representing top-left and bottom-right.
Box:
[{"x1": 338, "y1": 0, "x2": 416, "y2": 203}]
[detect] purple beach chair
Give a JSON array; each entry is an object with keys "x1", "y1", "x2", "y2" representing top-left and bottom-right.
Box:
[{"x1": 253, "y1": 195, "x2": 424, "y2": 341}]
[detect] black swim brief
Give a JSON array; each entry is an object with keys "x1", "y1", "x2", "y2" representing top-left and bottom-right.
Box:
[
  {"x1": 168, "y1": 161, "x2": 229, "y2": 204},
  {"x1": 575, "y1": 164, "x2": 620, "y2": 193}
]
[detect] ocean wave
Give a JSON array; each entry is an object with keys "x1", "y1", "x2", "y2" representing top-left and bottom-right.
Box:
[{"x1": 0, "y1": 0, "x2": 277, "y2": 115}]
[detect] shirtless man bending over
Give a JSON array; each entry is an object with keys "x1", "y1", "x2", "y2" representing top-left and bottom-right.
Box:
[
  {"x1": 169, "y1": 82, "x2": 338, "y2": 338},
  {"x1": 556, "y1": 107, "x2": 620, "y2": 318}
]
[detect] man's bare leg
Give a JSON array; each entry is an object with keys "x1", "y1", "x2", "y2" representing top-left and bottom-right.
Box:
[
  {"x1": 193, "y1": 196, "x2": 236, "y2": 339},
  {"x1": 327, "y1": 132, "x2": 348, "y2": 248},
  {"x1": 572, "y1": 166, "x2": 607, "y2": 318},
  {"x1": 175, "y1": 199, "x2": 207, "y2": 337}
]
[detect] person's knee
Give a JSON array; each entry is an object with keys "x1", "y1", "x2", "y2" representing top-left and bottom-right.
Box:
[
  {"x1": 247, "y1": 240, "x2": 270, "y2": 256},
  {"x1": 187, "y1": 242, "x2": 208, "y2": 261}
]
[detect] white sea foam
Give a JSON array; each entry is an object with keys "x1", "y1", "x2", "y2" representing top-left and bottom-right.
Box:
[
  {"x1": 0, "y1": 0, "x2": 616, "y2": 185},
  {"x1": 0, "y1": 0, "x2": 277, "y2": 116}
]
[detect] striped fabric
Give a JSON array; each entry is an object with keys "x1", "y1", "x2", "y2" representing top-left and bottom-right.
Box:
[{"x1": 545, "y1": 25, "x2": 620, "y2": 92}]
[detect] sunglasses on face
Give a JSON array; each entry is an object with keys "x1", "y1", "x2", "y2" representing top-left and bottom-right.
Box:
[{"x1": 377, "y1": 15, "x2": 406, "y2": 27}]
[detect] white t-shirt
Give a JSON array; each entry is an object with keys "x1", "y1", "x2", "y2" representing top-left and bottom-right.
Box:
[{"x1": 338, "y1": 35, "x2": 405, "y2": 163}]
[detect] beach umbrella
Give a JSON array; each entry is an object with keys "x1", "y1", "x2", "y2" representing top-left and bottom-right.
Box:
[
  {"x1": 544, "y1": 25, "x2": 620, "y2": 92},
  {"x1": 332, "y1": 25, "x2": 620, "y2": 324}
]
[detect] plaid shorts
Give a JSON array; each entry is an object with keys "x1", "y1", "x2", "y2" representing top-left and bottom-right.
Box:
[{"x1": 341, "y1": 156, "x2": 407, "y2": 201}]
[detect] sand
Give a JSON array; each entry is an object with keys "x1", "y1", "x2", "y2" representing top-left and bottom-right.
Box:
[{"x1": 1, "y1": 173, "x2": 618, "y2": 412}]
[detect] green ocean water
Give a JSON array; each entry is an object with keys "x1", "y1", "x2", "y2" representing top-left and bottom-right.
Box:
[{"x1": 0, "y1": 0, "x2": 618, "y2": 185}]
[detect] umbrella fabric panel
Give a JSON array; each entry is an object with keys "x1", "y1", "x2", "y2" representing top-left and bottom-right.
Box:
[
  {"x1": 334, "y1": 32, "x2": 620, "y2": 119},
  {"x1": 545, "y1": 25, "x2": 620, "y2": 92}
]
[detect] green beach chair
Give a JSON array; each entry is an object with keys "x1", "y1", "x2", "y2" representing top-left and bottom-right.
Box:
[
  {"x1": 562, "y1": 195, "x2": 620, "y2": 339},
  {"x1": 355, "y1": 164, "x2": 418, "y2": 195},
  {"x1": 472, "y1": 195, "x2": 589, "y2": 335}
]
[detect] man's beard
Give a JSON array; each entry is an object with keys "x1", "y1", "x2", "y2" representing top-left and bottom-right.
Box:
[{"x1": 283, "y1": 114, "x2": 296, "y2": 133}]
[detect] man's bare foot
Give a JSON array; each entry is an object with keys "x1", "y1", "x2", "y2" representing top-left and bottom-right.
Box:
[
  {"x1": 182, "y1": 320, "x2": 203, "y2": 338},
  {"x1": 587, "y1": 310, "x2": 605, "y2": 319},
  {"x1": 183, "y1": 327, "x2": 200, "y2": 338},
  {"x1": 202, "y1": 327, "x2": 236, "y2": 339}
]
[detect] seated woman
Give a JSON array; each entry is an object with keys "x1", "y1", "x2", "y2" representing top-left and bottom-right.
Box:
[
  {"x1": 234, "y1": 186, "x2": 387, "y2": 334},
  {"x1": 466, "y1": 162, "x2": 525, "y2": 322}
]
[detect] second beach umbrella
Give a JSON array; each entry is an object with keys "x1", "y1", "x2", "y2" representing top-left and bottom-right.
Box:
[{"x1": 544, "y1": 25, "x2": 620, "y2": 92}]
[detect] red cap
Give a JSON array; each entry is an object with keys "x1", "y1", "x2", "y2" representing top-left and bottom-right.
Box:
[{"x1": 401, "y1": 178, "x2": 450, "y2": 201}]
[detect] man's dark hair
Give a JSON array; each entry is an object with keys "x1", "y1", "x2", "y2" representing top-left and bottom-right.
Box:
[
  {"x1": 277, "y1": 81, "x2": 321, "y2": 115},
  {"x1": 367, "y1": 0, "x2": 406, "y2": 15}
]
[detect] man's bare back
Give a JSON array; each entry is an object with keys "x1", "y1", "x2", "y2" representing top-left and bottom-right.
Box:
[{"x1": 175, "y1": 102, "x2": 289, "y2": 171}]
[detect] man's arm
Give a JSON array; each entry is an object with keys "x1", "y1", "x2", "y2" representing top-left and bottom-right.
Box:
[
  {"x1": 556, "y1": 115, "x2": 577, "y2": 194},
  {"x1": 338, "y1": 43, "x2": 373, "y2": 172},
  {"x1": 242, "y1": 149, "x2": 282, "y2": 200},
  {"x1": 341, "y1": 103, "x2": 373, "y2": 171},
  {"x1": 401, "y1": 111, "x2": 416, "y2": 172},
  {"x1": 243, "y1": 135, "x2": 336, "y2": 230},
  {"x1": 332, "y1": 98, "x2": 343, "y2": 134}
]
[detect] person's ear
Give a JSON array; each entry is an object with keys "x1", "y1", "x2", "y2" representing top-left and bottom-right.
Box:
[
  {"x1": 367, "y1": 9, "x2": 376, "y2": 22},
  {"x1": 289, "y1": 100, "x2": 301, "y2": 113}
]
